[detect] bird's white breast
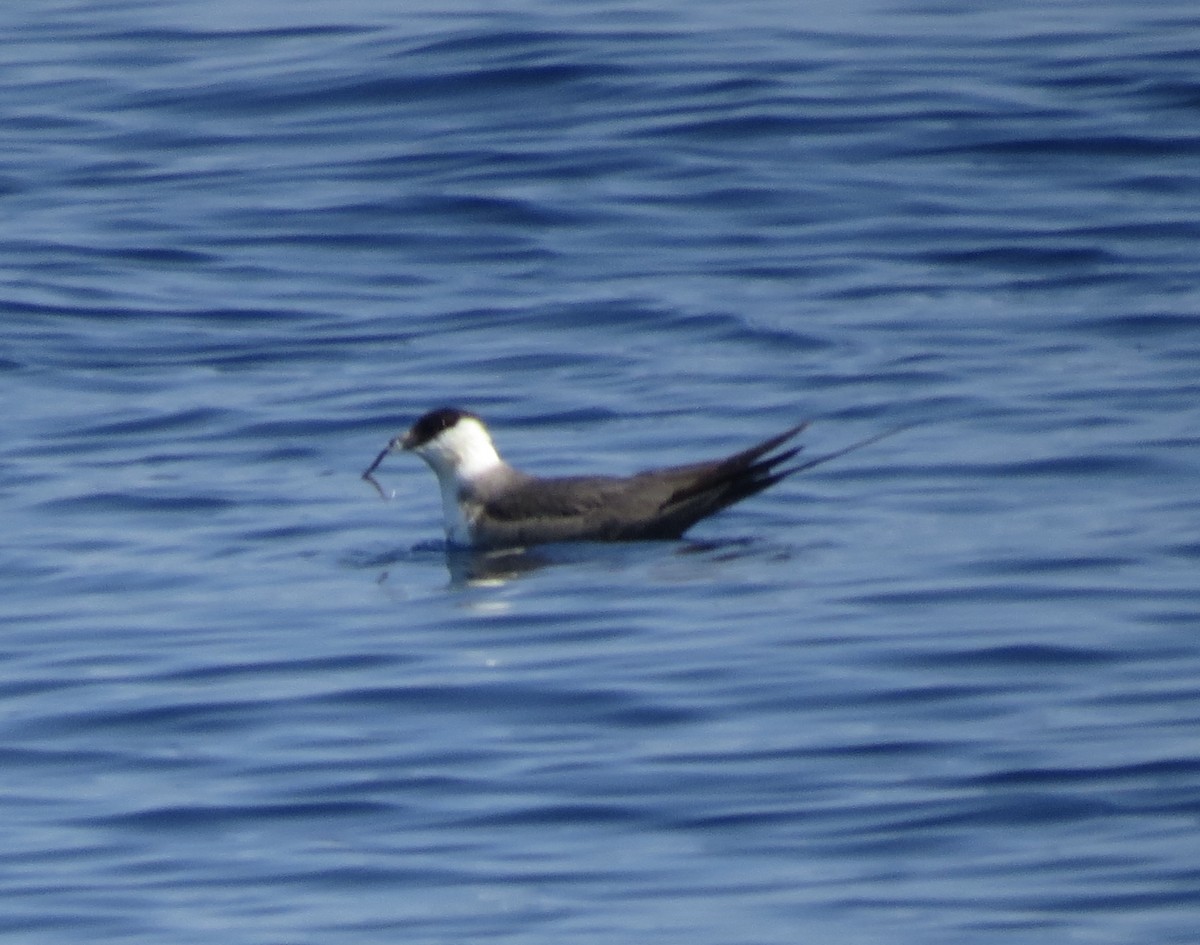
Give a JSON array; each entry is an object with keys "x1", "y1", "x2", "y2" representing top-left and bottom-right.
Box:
[{"x1": 437, "y1": 476, "x2": 477, "y2": 547}]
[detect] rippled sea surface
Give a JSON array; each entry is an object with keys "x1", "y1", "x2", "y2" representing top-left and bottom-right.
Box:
[{"x1": 4, "y1": 1, "x2": 1200, "y2": 942}]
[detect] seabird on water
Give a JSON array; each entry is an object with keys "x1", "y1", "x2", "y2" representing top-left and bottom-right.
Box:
[{"x1": 363, "y1": 407, "x2": 894, "y2": 550}]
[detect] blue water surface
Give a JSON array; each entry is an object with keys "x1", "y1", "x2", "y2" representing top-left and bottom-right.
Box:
[{"x1": 3, "y1": 0, "x2": 1200, "y2": 943}]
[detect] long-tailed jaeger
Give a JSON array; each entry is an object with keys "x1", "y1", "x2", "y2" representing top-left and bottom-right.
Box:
[{"x1": 363, "y1": 407, "x2": 892, "y2": 550}]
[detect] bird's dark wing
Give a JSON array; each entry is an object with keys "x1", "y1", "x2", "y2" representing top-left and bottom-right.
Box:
[
  {"x1": 642, "y1": 421, "x2": 809, "y2": 533},
  {"x1": 481, "y1": 474, "x2": 628, "y2": 521},
  {"x1": 470, "y1": 423, "x2": 811, "y2": 548},
  {"x1": 471, "y1": 474, "x2": 649, "y2": 547}
]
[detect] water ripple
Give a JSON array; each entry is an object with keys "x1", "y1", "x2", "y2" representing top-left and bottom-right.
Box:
[{"x1": 4, "y1": 4, "x2": 1200, "y2": 944}]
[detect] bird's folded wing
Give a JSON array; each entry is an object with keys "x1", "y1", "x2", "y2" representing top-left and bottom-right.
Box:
[
  {"x1": 471, "y1": 423, "x2": 811, "y2": 547},
  {"x1": 480, "y1": 475, "x2": 630, "y2": 521}
]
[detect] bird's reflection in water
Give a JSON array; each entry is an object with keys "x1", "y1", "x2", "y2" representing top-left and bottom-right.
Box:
[
  {"x1": 441, "y1": 536, "x2": 789, "y2": 588},
  {"x1": 444, "y1": 546, "x2": 553, "y2": 587}
]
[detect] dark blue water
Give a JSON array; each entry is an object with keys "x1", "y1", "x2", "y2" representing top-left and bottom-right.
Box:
[{"x1": 4, "y1": 1, "x2": 1200, "y2": 942}]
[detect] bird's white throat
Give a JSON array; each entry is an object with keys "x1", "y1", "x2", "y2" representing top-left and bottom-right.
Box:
[{"x1": 409, "y1": 416, "x2": 506, "y2": 546}]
